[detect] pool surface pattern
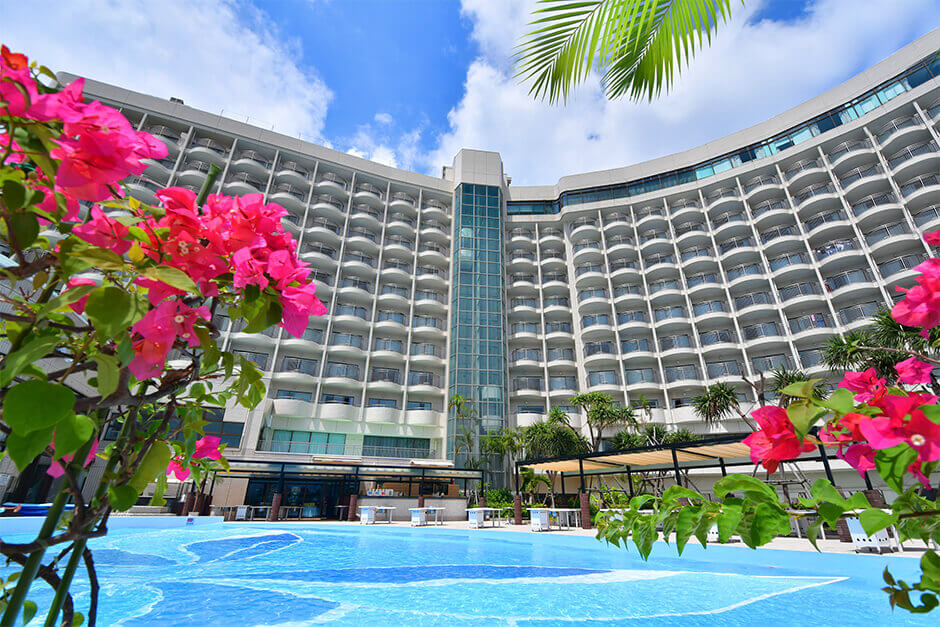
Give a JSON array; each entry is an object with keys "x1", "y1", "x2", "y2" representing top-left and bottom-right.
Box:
[{"x1": 3, "y1": 523, "x2": 935, "y2": 625}]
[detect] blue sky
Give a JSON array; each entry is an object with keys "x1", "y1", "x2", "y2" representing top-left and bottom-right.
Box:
[{"x1": 2, "y1": 0, "x2": 939, "y2": 183}]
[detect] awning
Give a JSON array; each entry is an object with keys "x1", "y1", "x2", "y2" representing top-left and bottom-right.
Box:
[{"x1": 518, "y1": 434, "x2": 754, "y2": 474}]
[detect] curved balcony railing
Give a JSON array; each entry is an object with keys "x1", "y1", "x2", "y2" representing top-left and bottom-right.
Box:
[
  {"x1": 864, "y1": 222, "x2": 909, "y2": 246},
  {"x1": 761, "y1": 225, "x2": 799, "y2": 243},
  {"x1": 235, "y1": 149, "x2": 271, "y2": 168},
  {"x1": 900, "y1": 174, "x2": 940, "y2": 197},
  {"x1": 887, "y1": 141, "x2": 938, "y2": 169},
  {"x1": 788, "y1": 313, "x2": 833, "y2": 333},
  {"x1": 814, "y1": 239, "x2": 858, "y2": 261},
  {"x1": 190, "y1": 137, "x2": 228, "y2": 154},
  {"x1": 823, "y1": 268, "x2": 873, "y2": 291},
  {"x1": 278, "y1": 160, "x2": 311, "y2": 178},
  {"x1": 311, "y1": 194, "x2": 346, "y2": 211},
  {"x1": 851, "y1": 191, "x2": 896, "y2": 216},
  {"x1": 827, "y1": 139, "x2": 871, "y2": 163},
  {"x1": 751, "y1": 199, "x2": 788, "y2": 218},
  {"x1": 877, "y1": 116, "x2": 921, "y2": 144},
  {"x1": 743, "y1": 175, "x2": 780, "y2": 193},
  {"x1": 227, "y1": 172, "x2": 267, "y2": 189},
  {"x1": 838, "y1": 164, "x2": 882, "y2": 189},
  {"x1": 804, "y1": 209, "x2": 847, "y2": 231},
  {"x1": 318, "y1": 172, "x2": 348, "y2": 189},
  {"x1": 778, "y1": 281, "x2": 821, "y2": 301},
  {"x1": 784, "y1": 158, "x2": 821, "y2": 180},
  {"x1": 794, "y1": 183, "x2": 835, "y2": 205}
]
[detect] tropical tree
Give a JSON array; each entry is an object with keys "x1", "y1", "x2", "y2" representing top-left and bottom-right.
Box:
[
  {"x1": 519, "y1": 416, "x2": 589, "y2": 506},
  {"x1": 766, "y1": 366, "x2": 830, "y2": 407},
  {"x1": 449, "y1": 394, "x2": 480, "y2": 461},
  {"x1": 520, "y1": 467, "x2": 553, "y2": 504},
  {"x1": 691, "y1": 382, "x2": 755, "y2": 429},
  {"x1": 481, "y1": 426, "x2": 523, "y2": 485},
  {"x1": 514, "y1": 0, "x2": 737, "y2": 103},
  {"x1": 611, "y1": 424, "x2": 701, "y2": 449},
  {"x1": 570, "y1": 392, "x2": 638, "y2": 452},
  {"x1": 824, "y1": 309, "x2": 940, "y2": 395}
]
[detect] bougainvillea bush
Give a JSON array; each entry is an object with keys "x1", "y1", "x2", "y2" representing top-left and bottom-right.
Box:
[
  {"x1": 0, "y1": 45, "x2": 326, "y2": 624},
  {"x1": 596, "y1": 250, "x2": 940, "y2": 613}
]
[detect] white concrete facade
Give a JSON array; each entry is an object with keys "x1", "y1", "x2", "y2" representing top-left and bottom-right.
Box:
[{"x1": 63, "y1": 28, "x2": 940, "y2": 469}]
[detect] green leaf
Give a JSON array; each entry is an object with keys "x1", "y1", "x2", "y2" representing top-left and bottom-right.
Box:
[
  {"x1": 22, "y1": 600, "x2": 37, "y2": 625},
  {"x1": 781, "y1": 379, "x2": 821, "y2": 399},
  {"x1": 4, "y1": 380, "x2": 75, "y2": 434},
  {"x1": 809, "y1": 479, "x2": 844, "y2": 506},
  {"x1": 84, "y1": 286, "x2": 132, "y2": 337},
  {"x1": 716, "y1": 501, "x2": 743, "y2": 543},
  {"x1": 713, "y1": 474, "x2": 779, "y2": 504},
  {"x1": 142, "y1": 265, "x2": 200, "y2": 295},
  {"x1": 817, "y1": 501, "x2": 845, "y2": 527},
  {"x1": 5, "y1": 427, "x2": 54, "y2": 471},
  {"x1": 823, "y1": 388, "x2": 856, "y2": 415},
  {"x1": 675, "y1": 506, "x2": 701, "y2": 555},
  {"x1": 746, "y1": 502, "x2": 790, "y2": 547},
  {"x1": 94, "y1": 354, "x2": 120, "y2": 398},
  {"x1": 72, "y1": 611, "x2": 84, "y2": 626},
  {"x1": 806, "y1": 516, "x2": 825, "y2": 551},
  {"x1": 37, "y1": 283, "x2": 96, "y2": 318},
  {"x1": 10, "y1": 212, "x2": 39, "y2": 249},
  {"x1": 149, "y1": 473, "x2": 169, "y2": 507},
  {"x1": 129, "y1": 442, "x2": 172, "y2": 492},
  {"x1": 786, "y1": 400, "x2": 827, "y2": 440},
  {"x1": 0, "y1": 331, "x2": 59, "y2": 387},
  {"x1": 52, "y1": 413, "x2": 95, "y2": 460},
  {"x1": 108, "y1": 484, "x2": 139, "y2": 511},
  {"x1": 875, "y1": 444, "x2": 919, "y2": 494},
  {"x1": 922, "y1": 550, "x2": 940, "y2": 587},
  {"x1": 72, "y1": 246, "x2": 126, "y2": 271},
  {"x1": 859, "y1": 508, "x2": 898, "y2": 536},
  {"x1": 2, "y1": 178, "x2": 27, "y2": 210}
]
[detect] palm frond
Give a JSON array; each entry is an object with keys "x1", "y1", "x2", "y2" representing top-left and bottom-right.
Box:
[{"x1": 514, "y1": 0, "x2": 736, "y2": 103}]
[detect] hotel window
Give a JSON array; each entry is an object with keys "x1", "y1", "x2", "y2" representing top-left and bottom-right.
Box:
[
  {"x1": 321, "y1": 393, "x2": 356, "y2": 405},
  {"x1": 275, "y1": 389, "x2": 312, "y2": 402},
  {"x1": 233, "y1": 350, "x2": 268, "y2": 370},
  {"x1": 201, "y1": 408, "x2": 243, "y2": 448},
  {"x1": 367, "y1": 397, "x2": 399, "y2": 408},
  {"x1": 588, "y1": 370, "x2": 619, "y2": 386},
  {"x1": 325, "y1": 362, "x2": 361, "y2": 380},
  {"x1": 406, "y1": 400, "x2": 432, "y2": 411}
]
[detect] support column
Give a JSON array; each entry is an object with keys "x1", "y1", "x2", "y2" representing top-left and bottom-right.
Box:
[
  {"x1": 818, "y1": 444, "x2": 836, "y2": 485},
  {"x1": 182, "y1": 491, "x2": 196, "y2": 516},
  {"x1": 513, "y1": 493, "x2": 522, "y2": 525},
  {"x1": 626, "y1": 467, "x2": 634, "y2": 497},
  {"x1": 267, "y1": 492, "x2": 282, "y2": 522},
  {"x1": 418, "y1": 494, "x2": 425, "y2": 508},
  {"x1": 671, "y1": 448, "x2": 683, "y2": 487},
  {"x1": 347, "y1": 493, "x2": 358, "y2": 521},
  {"x1": 579, "y1": 491, "x2": 591, "y2": 530},
  {"x1": 193, "y1": 492, "x2": 207, "y2": 516},
  {"x1": 718, "y1": 458, "x2": 727, "y2": 477}
]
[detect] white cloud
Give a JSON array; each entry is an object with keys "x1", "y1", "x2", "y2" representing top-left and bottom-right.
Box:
[
  {"x1": 0, "y1": 0, "x2": 333, "y2": 142},
  {"x1": 433, "y1": 0, "x2": 940, "y2": 185},
  {"x1": 347, "y1": 120, "x2": 428, "y2": 171},
  {"x1": 374, "y1": 112, "x2": 394, "y2": 125}
]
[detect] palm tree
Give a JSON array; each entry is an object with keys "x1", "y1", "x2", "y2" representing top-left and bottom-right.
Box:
[
  {"x1": 691, "y1": 382, "x2": 755, "y2": 430},
  {"x1": 481, "y1": 427, "x2": 523, "y2": 486},
  {"x1": 570, "y1": 392, "x2": 638, "y2": 452},
  {"x1": 514, "y1": 0, "x2": 736, "y2": 103},
  {"x1": 520, "y1": 467, "x2": 553, "y2": 504},
  {"x1": 823, "y1": 309, "x2": 940, "y2": 394},
  {"x1": 769, "y1": 366, "x2": 821, "y2": 407}
]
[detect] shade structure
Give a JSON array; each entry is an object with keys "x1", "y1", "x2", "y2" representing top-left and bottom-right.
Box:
[{"x1": 518, "y1": 434, "x2": 754, "y2": 475}]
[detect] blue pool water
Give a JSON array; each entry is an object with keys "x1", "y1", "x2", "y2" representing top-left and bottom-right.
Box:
[{"x1": 3, "y1": 523, "x2": 934, "y2": 625}]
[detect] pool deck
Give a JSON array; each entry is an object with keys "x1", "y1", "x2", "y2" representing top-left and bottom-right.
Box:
[{"x1": 228, "y1": 518, "x2": 932, "y2": 558}]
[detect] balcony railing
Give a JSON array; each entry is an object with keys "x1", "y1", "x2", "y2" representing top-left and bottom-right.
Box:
[
  {"x1": 877, "y1": 116, "x2": 921, "y2": 143},
  {"x1": 887, "y1": 141, "x2": 938, "y2": 169}
]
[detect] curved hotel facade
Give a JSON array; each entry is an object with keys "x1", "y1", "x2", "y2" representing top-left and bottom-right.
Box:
[{"x1": 72, "y1": 30, "x2": 940, "y2": 476}]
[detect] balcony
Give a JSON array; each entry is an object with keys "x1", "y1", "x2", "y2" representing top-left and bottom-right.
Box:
[
  {"x1": 784, "y1": 158, "x2": 823, "y2": 182},
  {"x1": 827, "y1": 139, "x2": 872, "y2": 166},
  {"x1": 851, "y1": 191, "x2": 897, "y2": 217},
  {"x1": 225, "y1": 171, "x2": 267, "y2": 193}
]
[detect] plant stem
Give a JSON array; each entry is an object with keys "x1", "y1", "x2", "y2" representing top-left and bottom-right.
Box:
[
  {"x1": 196, "y1": 165, "x2": 221, "y2": 206},
  {"x1": 1, "y1": 490, "x2": 70, "y2": 627},
  {"x1": 43, "y1": 538, "x2": 86, "y2": 627}
]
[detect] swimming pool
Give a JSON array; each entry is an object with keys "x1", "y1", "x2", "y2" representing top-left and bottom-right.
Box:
[{"x1": 4, "y1": 523, "x2": 933, "y2": 625}]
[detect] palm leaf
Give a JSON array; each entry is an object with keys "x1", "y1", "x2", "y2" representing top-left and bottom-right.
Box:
[{"x1": 515, "y1": 0, "x2": 736, "y2": 103}]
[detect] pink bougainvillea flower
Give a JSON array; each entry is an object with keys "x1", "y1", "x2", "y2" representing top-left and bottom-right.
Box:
[
  {"x1": 742, "y1": 405, "x2": 816, "y2": 474},
  {"x1": 71, "y1": 206, "x2": 132, "y2": 255},
  {"x1": 892, "y1": 258, "x2": 940, "y2": 336},
  {"x1": 837, "y1": 368, "x2": 887, "y2": 403},
  {"x1": 924, "y1": 230, "x2": 940, "y2": 247},
  {"x1": 1, "y1": 44, "x2": 28, "y2": 70},
  {"x1": 279, "y1": 284, "x2": 328, "y2": 337},
  {"x1": 841, "y1": 442, "x2": 876, "y2": 477},
  {"x1": 147, "y1": 300, "x2": 209, "y2": 347},
  {"x1": 908, "y1": 461, "x2": 931, "y2": 488},
  {"x1": 193, "y1": 435, "x2": 222, "y2": 461},
  {"x1": 895, "y1": 356, "x2": 934, "y2": 385},
  {"x1": 64, "y1": 277, "x2": 97, "y2": 314},
  {"x1": 859, "y1": 402, "x2": 940, "y2": 462},
  {"x1": 47, "y1": 438, "x2": 99, "y2": 479},
  {"x1": 133, "y1": 277, "x2": 185, "y2": 307},
  {"x1": 0, "y1": 46, "x2": 38, "y2": 117},
  {"x1": 166, "y1": 458, "x2": 190, "y2": 481},
  {"x1": 127, "y1": 336, "x2": 172, "y2": 381}
]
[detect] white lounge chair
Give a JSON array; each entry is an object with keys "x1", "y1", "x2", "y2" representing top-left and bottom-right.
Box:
[
  {"x1": 529, "y1": 509, "x2": 550, "y2": 532},
  {"x1": 846, "y1": 517, "x2": 900, "y2": 553},
  {"x1": 235, "y1": 506, "x2": 248, "y2": 521}
]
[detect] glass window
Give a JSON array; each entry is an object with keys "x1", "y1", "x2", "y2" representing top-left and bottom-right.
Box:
[{"x1": 275, "y1": 389, "x2": 312, "y2": 402}]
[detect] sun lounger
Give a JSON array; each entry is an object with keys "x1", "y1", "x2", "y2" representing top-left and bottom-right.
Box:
[
  {"x1": 845, "y1": 516, "x2": 901, "y2": 553},
  {"x1": 235, "y1": 506, "x2": 248, "y2": 521}
]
